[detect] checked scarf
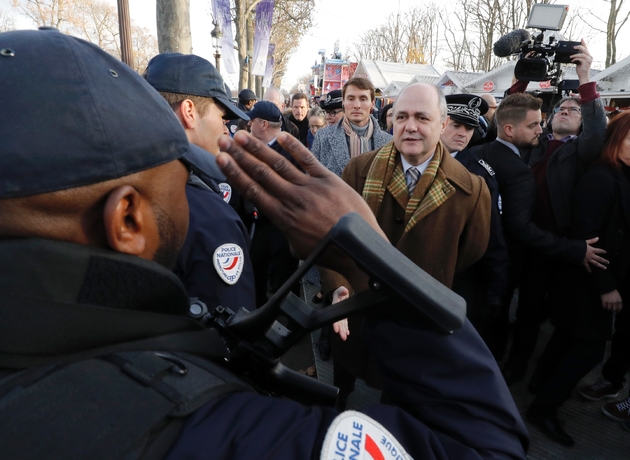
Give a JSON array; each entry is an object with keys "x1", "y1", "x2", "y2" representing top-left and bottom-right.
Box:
[
  {"x1": 342, "y1": 116, "x2": 374, "y2": 158},
  {"x1": 362, "y1": 140, "x2": 455, "y2": 234}
]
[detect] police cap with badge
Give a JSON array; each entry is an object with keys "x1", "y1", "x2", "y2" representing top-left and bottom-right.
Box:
[
  {"x1": 145, "y1": 53, "x2": 249, "y2": 121},
  {"x1": 319, "y1": 90, "x2": 343, "y2": 111},
  {"x1": 445, "y1": 94, "x2": 489, "y2": 128}
]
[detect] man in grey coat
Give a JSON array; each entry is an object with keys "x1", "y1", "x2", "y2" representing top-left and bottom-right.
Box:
[{"x1": 312, "y1": 77, "x2": 392, "y2": 177}]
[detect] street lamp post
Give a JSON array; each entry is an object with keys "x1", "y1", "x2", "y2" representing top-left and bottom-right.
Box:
[{"x1": 210, "y1": 21, "x2": 223, "y2": 72}]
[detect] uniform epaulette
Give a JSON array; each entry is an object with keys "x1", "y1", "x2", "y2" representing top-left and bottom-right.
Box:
[{"x1": 478, "y1": 159, "x2": 495, "y2": 176}]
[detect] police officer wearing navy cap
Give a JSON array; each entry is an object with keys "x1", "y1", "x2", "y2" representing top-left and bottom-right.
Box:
[
  {"x1": 442, "y1": 94, "x2": 509, "y2": 346},
  {"x1": 0, "y1": 28, "x2": 529, "y2": 460},
  {"x1": 246, "y1": 101, "x2": 301, "y2": 307},
  {"x1": 144, "y1": 53, "x2": 255, "y2": 314},
  {"x1": 319, "y1": 89, "x2": 344, "y2": 127},
  {"x1": 226, "y1": 88, "x2": 258, "y2": 136}
]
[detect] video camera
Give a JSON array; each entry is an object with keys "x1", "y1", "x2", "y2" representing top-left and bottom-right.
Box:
[{"x1": 493, "y1": 4, "x2": 580, "y2": 85}]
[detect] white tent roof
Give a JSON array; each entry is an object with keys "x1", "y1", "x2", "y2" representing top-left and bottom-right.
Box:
[
  {"x1": 593, "y1": 54, "x2": 630, "y2": 92},
  {"x1": 352, "y1": 60, "x2": 441, "y2": 90},
  {"x1": 382, "y1": 81, "x2": 410, "y2": 98}
]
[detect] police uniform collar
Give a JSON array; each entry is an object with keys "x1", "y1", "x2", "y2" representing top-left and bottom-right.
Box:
[
  {"x1": 0, "y1": 239, "x2": 205, "y2": 368},
  {"x1": 0, "y1": 238, "x2": 190, "y2": 314}
]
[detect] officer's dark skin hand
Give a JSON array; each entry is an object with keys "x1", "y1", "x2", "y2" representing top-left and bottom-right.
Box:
[{"x1": 217, "y1": 131, "x2": 383, "y2": 291}]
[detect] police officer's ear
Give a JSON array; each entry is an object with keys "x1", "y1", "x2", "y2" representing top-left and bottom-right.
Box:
[
  {"x1": 177, "y1": 99, "x2": 197, "y2": 130},
  {"x1": 102, "y1": 185, "x2": 156, "y2": 260}
]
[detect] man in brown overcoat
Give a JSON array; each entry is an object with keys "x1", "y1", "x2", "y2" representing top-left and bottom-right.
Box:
[{"x1": 323, "y1": 83, "x2": 492, "y2": 409}]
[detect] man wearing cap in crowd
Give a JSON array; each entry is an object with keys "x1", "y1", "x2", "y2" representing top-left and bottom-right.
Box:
[
  {"x1": 144, "y1": 52, "x2": 255, "y2": 314},
  {"x1": 0, "y1": 28, "x2": 529, "y2": 459},
  {"x1": 226, "y1": 88, "x2": 258, "y2": 135},
  {"x1": 322, "y1": 83, "x2": 492, "y2": 410},
  {"x1": 312, "y1": 78, "x2": 392, "y2": 177},
  {"x1": 246, "y1": 101, "x2": 301, "y2": 307},
  {"x1": 319, "y1": 89, "x2": 345, "y2": 127},
  {"x1": 442, "y1": 94, "x2": 509, "y2": 343},
  {"x1": 263, "y1": 87, "x2": 300, "y2": 139}
]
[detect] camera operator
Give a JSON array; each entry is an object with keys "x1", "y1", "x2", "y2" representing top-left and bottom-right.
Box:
[
  {"x1": 0, "y1": 29, "x2": 528, "y2": 459},
  {"x1": 501, "y1": 39, "x2": 609, "y2": 394}
]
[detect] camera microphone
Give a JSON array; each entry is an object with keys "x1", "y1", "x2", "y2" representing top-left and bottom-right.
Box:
[{"x1": 493, "y1": 29, "x2": 531, "y2": 57}]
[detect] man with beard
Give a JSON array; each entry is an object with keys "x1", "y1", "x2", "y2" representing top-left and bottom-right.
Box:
[
  {"x1": 469, "y1": 93, "x2": 607, "y2": 362},
  {"x1": 500, "y1": 39, "x2": 608, "y2": 388}
]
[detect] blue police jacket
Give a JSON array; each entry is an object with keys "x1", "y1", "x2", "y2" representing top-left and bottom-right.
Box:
[{"x1": 174, "y1": 176, "x2": 255, "y2": 313}]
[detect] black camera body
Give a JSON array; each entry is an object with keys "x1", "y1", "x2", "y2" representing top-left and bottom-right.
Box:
[{"x1": 514, "y1": 34, "x2": 580, "y2": 82}]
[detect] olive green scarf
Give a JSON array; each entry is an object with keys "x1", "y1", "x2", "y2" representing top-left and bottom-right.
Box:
[{"x1": 362, "y1": 140, "x2": 455, "y2": 234}]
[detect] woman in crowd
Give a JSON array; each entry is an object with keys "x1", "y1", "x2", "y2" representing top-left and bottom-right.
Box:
[
  {"x1": 306, "y1": 106, "x2": 326, "y2": 149},
  {"x1": 379, "y1": 102, "x2": 393, "y2": 134},
  {"x1": 525, "y1": 111, "x2": 630, "y2": 446}
]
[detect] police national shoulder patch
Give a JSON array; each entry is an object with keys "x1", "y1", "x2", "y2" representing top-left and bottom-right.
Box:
[
  {"x1": 213, "y1": 244, "x2": 244, "y2": 285},
  {"x1": 219, "y1": 182, "x2": 232, "y2": 203},
  {"x1": 320, "y1": 410, "x2": 411, "y2": 460}
]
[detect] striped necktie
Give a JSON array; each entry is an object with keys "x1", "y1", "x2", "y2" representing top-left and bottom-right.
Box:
[{"x1": 406, "y1": 166, "x2": 420, "y2": 195}]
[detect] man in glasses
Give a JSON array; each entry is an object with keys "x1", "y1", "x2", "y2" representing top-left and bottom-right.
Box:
[{"x1": 312, "y1": 78, "x2": 391, "y2": 177}]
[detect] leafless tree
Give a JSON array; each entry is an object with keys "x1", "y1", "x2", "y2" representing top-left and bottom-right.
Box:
[
  {"x1": 132, "y1": 24, "x2": 159, "y2": 73},
  {"x1": 351, "y1": 4, "x2": 443, "y2": 64},
  {"x1": 12, "y1": 0, "x2": 158, "y2": 73},
  {"x1": 12, "y1": 0, "x2": 77, "y2": 29},
  {"x1": 578, "y1": 0, "x2": 630, "y2": 67},
  {"x1": 0, "y1": 8, "x2": 16, "y2": 32},
  {"x1": 269, "y1": 0, "x2": 315, "y2": 88}
]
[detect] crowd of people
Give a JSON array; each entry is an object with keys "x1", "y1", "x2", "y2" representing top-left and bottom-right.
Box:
[{"x1": 0, "y1": 26, "x2": 628, "y2": 458}]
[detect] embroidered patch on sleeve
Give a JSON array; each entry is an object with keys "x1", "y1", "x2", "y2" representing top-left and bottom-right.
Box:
[
  {"x1": 213, "y1": 243, "x2": 244, "y2": 285},
  {"x1": 320, "y1": 410, "x2": 412, "y2": 460}
]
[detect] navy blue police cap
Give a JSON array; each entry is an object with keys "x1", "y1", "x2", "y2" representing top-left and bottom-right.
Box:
[
  {"x1": 319, "y1": 90, "x2": 343, "y2": 110},
  {"x1": 145, "y1": 53, "x2": 249, "y2": 121},
  {"x1": 445, "y1": 94, "x2": 489, "y2": 128},
  {"x1": 245, "y1": 101, "x2": 282, "y2": 122},
  {"x1": 0, "y1": 28, "x2": 212, "y2": 199},
  {"x1": 238, "y1": 88, "x2": 258, "y2": 102}
]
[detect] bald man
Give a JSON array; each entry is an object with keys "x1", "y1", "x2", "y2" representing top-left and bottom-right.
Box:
[
  {"x1": 324, "y1": 83, "x2": 492, "y2": 410},
  {"x1": 263, "y1": 87, "x2": 299, "y2": 138}
]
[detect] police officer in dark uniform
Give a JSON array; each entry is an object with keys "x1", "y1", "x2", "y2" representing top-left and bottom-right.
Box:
[
  {"x1": 0, "y1": 29, "x2": 528, "y2": 460},
  {"x1": 144, "y1": 53, "x2": 255, "y2": 313},
  {"x1": 226, "y1": 88, "x2": 257, "y2": 136},
  {"x1": 441, "y1": 94, "x2": 509, "y2": 346},
  {"x1": 245, "y1": 101, "x2": 301, "y2": 306}
]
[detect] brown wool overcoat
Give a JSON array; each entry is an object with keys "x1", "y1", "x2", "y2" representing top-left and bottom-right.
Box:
[{"x1": 323, "y1": 147, "x2": 491, "y2": 388}]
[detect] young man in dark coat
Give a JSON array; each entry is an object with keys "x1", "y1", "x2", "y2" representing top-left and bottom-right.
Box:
[
  {"x1": 469, "y1": 92, "x2": 607, "y2": 362},
  {"x1": 500, "y1": 39, "x2": 608, "y2": 385}
]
